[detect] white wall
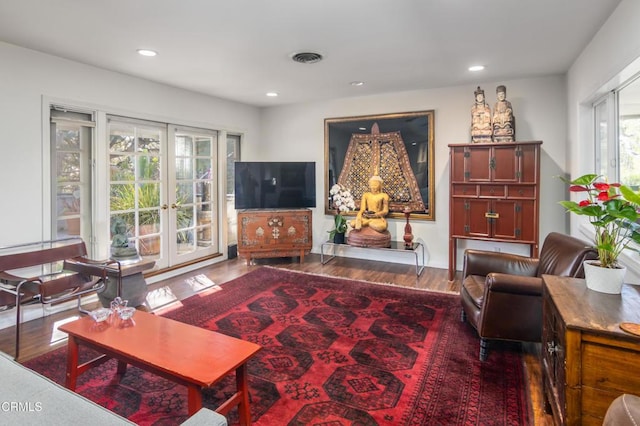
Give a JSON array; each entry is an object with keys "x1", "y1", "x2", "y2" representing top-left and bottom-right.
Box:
[
  {"x1": 260, "y1": 76, "x2": 568, "y2": 270},
  {"x1": 0, "y1": 41, "x2": 261, "y2": 248},
  {"x1": 566, "y1": 0, "x2": 640, "y2": 282}
]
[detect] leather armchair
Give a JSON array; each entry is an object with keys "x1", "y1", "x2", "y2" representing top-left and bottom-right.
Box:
[{"x1": 460, "y1": 232, "x2": 597, "y2": 361}]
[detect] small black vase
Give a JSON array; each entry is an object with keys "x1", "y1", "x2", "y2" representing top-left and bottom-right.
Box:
[{"x1": 333, "y1": 232, "x2": 346, "y2": 244}]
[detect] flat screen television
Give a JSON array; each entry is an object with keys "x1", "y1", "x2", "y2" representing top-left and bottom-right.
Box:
[{"x1": 234, "y1": 161, "x2": 316, "y2": 209}]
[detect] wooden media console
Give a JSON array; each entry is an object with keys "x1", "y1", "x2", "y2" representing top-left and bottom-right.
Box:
[{"x1": 237, "y1": 209, "x2": 312, "y2": 265}]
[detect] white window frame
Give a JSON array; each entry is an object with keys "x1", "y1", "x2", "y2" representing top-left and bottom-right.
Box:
[{"x1": 592, "y1": 69, "x2": 640, "y2": 276}]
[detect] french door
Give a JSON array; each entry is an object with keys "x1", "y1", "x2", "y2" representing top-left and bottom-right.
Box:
[
  {"x1": 108, "y1": 117, "x2": 218, "y2": 269},
  {"x1": 169, "y1": 125, "x2": 218, "y2": 264}
]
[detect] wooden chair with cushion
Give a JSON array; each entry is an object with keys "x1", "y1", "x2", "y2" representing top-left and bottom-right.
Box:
[
  {"x1": 0, "y1": 237, "x2": 121, "y2": 360},
  {"x1": 460, "y1": 232, "x2": 597, "y2": 361}
]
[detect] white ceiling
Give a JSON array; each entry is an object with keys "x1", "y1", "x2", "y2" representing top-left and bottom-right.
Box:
[{"x1": 0, "y1": 0, "x2": 621, "y2": 107}]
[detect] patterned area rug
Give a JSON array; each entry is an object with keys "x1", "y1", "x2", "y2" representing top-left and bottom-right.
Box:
[{"x1": 24, "y1": 267, "x2": 530, "y2": 425}]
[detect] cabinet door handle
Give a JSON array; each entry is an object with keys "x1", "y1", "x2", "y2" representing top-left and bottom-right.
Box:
[
  {"x1": 546, "y1": 342, "x2": 561, "y2": 355},
  {"x1": 485, "y1": 212, "x2": 499, "y2": 219}
]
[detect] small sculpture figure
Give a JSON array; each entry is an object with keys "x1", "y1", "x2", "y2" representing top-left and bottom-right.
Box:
[
  {"x1": 470, "y1": 86, "x2": 492, "y2": 143},
  {"x1": 350, "y1": 175, "x2": 390, "y2": 233},
  {"x1": 492, "y1": 85, "x2": 515, "y2": 142},
  {"x1": 111, "y1": 218, "x2": 139, "y2": 260}
]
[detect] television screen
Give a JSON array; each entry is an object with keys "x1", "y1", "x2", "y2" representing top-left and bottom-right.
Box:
[{"x1": 234, "y1": 162, "x2": 316, "y2": 209}]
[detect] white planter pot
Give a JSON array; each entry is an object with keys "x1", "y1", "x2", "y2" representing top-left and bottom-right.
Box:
[{"x1": 583, "y1": 261, "x2": 626, "y2": 294}]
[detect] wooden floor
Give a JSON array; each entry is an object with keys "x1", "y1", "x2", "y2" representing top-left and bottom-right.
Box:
[{"x1": 0, "y1": 254, "x2": 553, "y2": 425}]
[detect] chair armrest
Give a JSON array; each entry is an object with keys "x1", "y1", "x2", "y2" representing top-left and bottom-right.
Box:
[
  {"x1": 485, "y1": 273, "x2": 543, "y2": 297},
  {"x1": 0, "y1": 271, "x2": 27, "y2": 285},
  {"x1": 463, "y1": 249, "x2": 539, "y2": 278},
  {"x1": 63, "y1": 257, "x2": 119, "y2": 280}
]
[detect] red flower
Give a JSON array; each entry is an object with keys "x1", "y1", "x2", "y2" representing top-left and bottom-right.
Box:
[
  {"x1": 597, "y1": 191, "x2": 611, "y2": 201},
  {"x1": 579, "y1": 200, "x2": 591, "y2": 207},
  {"x1": 593, "y1": 182, "x2": 610, "y2": 191}
]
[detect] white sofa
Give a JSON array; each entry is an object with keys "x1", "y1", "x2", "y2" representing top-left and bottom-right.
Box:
[{"x1": 1, "y1": 351, "x2": 227, "y2": 425}]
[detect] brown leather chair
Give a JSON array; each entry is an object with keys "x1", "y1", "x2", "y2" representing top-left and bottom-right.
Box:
[{"x1": 460, "y1": 232, "x2": 597, "y2": 361}]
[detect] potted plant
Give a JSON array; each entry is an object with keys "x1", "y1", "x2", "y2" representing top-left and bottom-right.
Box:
[
  {"x1": 328, "y1": 184, "x2": 355, "y2": 244},
  {"x1": 559, "y1": 173, "x2": 640, "y2": 293}
]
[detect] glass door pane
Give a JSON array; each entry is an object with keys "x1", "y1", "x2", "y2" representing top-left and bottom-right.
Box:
[
  {"x1": 170, "y1": 126, "x2": 218, "y2": 264},
  {"x1": 108, "y1": 117, "x2": 167, "y2": 267}
]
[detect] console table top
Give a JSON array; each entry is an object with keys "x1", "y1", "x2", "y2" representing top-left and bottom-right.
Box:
[{"x1": 542, "y1": 274, "x2": 640, "y2": 339}]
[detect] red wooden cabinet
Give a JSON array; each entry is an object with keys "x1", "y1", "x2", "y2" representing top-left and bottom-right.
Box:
[
  {"x1": 448, "y1": 141, "x2": 542, "y2": 280},
  {"x1": 237, "y1": 209, "x2": 312, "y2": 265}
]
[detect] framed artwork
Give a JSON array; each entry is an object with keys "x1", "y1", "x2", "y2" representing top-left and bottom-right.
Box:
[{"x1": 325, "y1": 110, "x2": 435, "y2": 220}]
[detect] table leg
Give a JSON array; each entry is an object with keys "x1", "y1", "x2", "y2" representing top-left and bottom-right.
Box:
[
  {"x1": 117, "y1": 360, "x2": 128, "y2": 376},
  {"x1": 236, "y1": 363, "x2": 251, "y2": 425},
  {"x1": 187, "y1": 385, "x2": 203, "y2": 416},
  {"x1": 448, "y1": 237, "x2": 456, "y2": 281},
  {"x1": 65, "y1": 336, "x2": 79, "y2": 390}
]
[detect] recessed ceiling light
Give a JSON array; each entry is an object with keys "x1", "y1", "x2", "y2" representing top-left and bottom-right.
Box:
[
  {"x1": 359, "y1": 127, "x2": 367, "y2": 131},
  {"x1": 137, "y1": 49, "x2": 158, "y2": 57},
  {"x1": 266, "y1": 92, "x2": 279, "y2": 97},
  {"x1": 350, "y1": 81, "x2": 364, "y2": 86},
  {"x1": 468, "y1": 65, "x2": 485, "y2": 72}
]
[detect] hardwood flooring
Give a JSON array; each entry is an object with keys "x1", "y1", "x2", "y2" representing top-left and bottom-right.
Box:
[{"x1": 0, "y1": 254, "x2": 553, "y2": 425}]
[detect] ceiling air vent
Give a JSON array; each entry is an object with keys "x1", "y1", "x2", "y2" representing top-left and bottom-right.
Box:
[{"x1": 291, "y1": 52, "x2": 323, "y2": 64}]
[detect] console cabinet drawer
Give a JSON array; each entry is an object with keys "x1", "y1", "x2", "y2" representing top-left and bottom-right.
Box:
[
  {"x1": 451, "y1": 184, "x2": 477, "y2": 196},
  {"x1": 507, "y1": 185, "x2": 536, "y2": 198},
  {"x1": 479, "y1": 185, "x2": 505, "y2": 197}
]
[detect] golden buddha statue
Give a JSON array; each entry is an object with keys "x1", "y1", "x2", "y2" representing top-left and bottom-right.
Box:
[{"x1": 350, "y1": 175, "x2": 390, "y2": 232}]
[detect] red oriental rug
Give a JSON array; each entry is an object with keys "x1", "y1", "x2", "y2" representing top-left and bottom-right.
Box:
[{"x1": 24, "y1": 267, "x2": 530, "y2": 425}]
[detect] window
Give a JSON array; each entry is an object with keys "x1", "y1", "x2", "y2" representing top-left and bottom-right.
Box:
[
  {"x1": 594, "y1": 73, "x2": 640, "y2": 273},
  {"x1": 595, "y1": 74, "x2": 640, "y2": 188},
  {"x1": 618, "y1": 78, "x2": 640, "y2": 190},
  {"x1": 50, "y1": 108, "x2": 95, "y2": 247}
]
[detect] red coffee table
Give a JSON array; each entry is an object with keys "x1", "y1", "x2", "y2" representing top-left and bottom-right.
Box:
[{"x1": 59, "y1": 310, "x2": 261, "y2": 424}]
